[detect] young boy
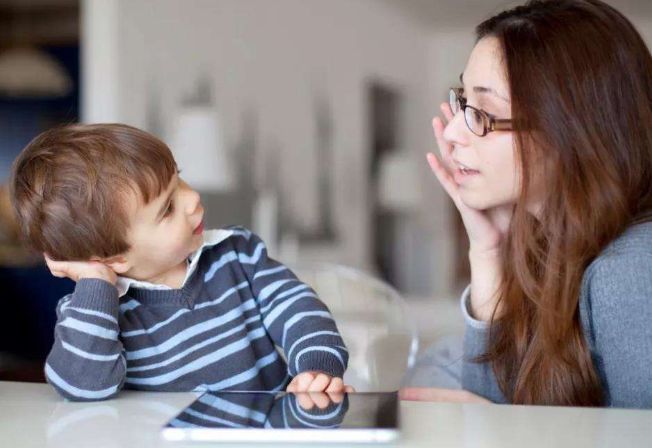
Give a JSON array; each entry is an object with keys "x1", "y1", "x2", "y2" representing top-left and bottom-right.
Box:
[{"x1": 11, "y1": 123, "x2": 349, "y2": 401}]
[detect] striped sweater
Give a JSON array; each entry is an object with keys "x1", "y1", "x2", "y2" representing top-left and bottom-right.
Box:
[{"x1": 45, "y1": 227, "x2": 348, "y2": 401}]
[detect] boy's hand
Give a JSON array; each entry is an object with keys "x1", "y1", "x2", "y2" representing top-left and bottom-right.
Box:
[
  {"x1": 44, "y1": 254, "x2": 118, "y2": 285},
  {"x1": 286, "y1": 371, "x2": 355, "y2": 393},
  {"x1": 295, "y1": 391, "x2": 346, "y2": 411}
]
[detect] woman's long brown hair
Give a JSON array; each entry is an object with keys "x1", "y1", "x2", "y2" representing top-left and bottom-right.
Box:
[{"x1": 476, "y1": 0, "x2": 652, "y2": 405}]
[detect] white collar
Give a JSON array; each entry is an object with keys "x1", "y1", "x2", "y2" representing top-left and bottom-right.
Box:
[{"x1": 115, "y1": 228, "x2": 233, "y2": 297}]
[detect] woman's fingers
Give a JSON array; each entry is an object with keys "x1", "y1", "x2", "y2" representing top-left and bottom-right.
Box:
[
  {"x1": 426, "y1": 153, "x2": 459, "y2": 204},
  {"x1": 440, "y1": 101, "x2": 455, "y2": 123},
  {"x1": 429, "y1": 114, "x2": 496, "y2": 225},
  {"x1": 432, "y1": 116, "x2": 454, "y2": 166},
  {"x1": 428, "y1": 103, "x2": 510, "y2": 254}
]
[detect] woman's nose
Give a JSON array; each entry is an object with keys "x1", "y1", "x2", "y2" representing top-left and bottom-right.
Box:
[{"x1": 442, "y1": 110, "x2": 470, "y2": 146}]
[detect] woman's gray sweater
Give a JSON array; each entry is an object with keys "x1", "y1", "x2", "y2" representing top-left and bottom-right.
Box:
[{"x1": 461, "y1": 221, "x2": 652, "y2": 408}]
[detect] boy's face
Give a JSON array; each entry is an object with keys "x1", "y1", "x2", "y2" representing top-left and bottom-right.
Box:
[{"x1": 117, "y1": 174, "x2": 205, "y2": 282}]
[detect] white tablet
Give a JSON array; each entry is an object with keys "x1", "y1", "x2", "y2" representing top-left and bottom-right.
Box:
[{"x1": 161, "y1": 391, "x2": 400, "y2": 444}]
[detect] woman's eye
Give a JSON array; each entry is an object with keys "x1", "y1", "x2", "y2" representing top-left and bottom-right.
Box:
[{"x1": 471, "y1": 109, "x2": 484, "y2": 125}]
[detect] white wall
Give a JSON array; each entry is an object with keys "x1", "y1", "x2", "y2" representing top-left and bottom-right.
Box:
[
  {"x1": 633, "y1": 19, "x2": 652, "y2": 45},
  {"x1": 81, "y1": 0, "x2": 120, "y2": 123},
  {"x1": 82, "y1": 0, "x2": 453, "y2": 297}
]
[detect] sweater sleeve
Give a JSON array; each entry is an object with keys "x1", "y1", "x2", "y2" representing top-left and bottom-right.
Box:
[
  {"x1": 45, "y1": 278, "x2": 126, "y2": 401},
  {"x1": 581, "y1": 252, "x2": 652, "y2": 409},
  {"x1": 231, "y1": 227, "x2": 348, "y2": 378},
  {"x1": 459, "y1": 285, "x2": 507, "y2": 404}
]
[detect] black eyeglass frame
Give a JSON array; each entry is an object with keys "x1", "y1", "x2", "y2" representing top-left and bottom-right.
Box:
[{"x1": 449, "y1": 88, "x2": 514, "y2": 137}]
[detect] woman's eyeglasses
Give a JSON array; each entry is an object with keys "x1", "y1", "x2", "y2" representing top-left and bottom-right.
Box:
[{"x1": 449, "y1": 88, "x2": 514, "y2": 137}]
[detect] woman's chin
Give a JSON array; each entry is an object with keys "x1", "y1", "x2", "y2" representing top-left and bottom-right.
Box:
[
  {"x1": 459, "y1": 192, "x2": 492, "y2": 210},
  {"x1": 459, "y1": 191, "x2": 513, "y2": 211}
]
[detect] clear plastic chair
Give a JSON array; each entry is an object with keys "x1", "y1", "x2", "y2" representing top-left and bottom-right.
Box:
[{"x1": 288, "y1": 262, "x2": 419, "y2": 392}]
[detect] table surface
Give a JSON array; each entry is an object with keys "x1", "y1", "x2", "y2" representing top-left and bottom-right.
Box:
[{"x1": 2, "y1": 381, "x2": 651, "y2": 448}]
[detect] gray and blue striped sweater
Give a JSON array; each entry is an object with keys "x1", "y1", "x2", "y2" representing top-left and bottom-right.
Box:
[{"x1": 45, "y1": 227, "x2": 348, "y2": 401}]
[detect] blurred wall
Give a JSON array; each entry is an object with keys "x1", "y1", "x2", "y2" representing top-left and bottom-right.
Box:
[
  {"x1": 82, "y1": 0, "x2": 447, "y2": 297},
  {"x1": 82, "y1": 0, "x2": 652, "y2": 299}
]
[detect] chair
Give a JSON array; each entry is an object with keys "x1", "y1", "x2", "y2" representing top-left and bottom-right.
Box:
[{"x1": 288, "y1": 262, "x2": 419, "y2": 392}]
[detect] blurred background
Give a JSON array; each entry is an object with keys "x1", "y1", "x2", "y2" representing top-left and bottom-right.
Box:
[{"x1": 0, "y1": 0, "x2": 650, "y2": 382}]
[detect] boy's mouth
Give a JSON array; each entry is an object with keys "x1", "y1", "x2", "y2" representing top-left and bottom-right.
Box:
[{"x1": 192, "y1": 219, "x2": 204, "y2": 235}]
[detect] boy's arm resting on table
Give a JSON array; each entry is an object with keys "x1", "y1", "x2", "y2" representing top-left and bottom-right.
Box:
[
  {"x1": 232, "y1": 227, "x2": 348, "y2": 378},
  {"x1": 583, "y1": 252, "x2": 652, "y2": 409},
  {"x1": 45, "y1": 279, "x2": 126, "y2": 401}
]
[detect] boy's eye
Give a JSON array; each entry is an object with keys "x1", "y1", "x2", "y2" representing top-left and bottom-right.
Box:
[{"x1": 163, "y1": 201, "x2": 174, "y2": 217}]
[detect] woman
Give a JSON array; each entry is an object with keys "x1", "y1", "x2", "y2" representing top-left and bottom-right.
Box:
[{"x1": 404, "y1": 0, "x2": 652, "y2": 408}]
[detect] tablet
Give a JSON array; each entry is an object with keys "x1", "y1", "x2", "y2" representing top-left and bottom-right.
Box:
[{"x1": 161, "y1": 391, "x2": 400, "y2": 444}]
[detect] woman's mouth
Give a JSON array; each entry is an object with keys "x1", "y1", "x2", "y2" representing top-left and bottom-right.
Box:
[{"x1": 453, "y1": 162, "x2": 480, "y2": 184}]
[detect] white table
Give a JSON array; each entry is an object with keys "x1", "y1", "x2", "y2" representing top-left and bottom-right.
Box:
[{"x1": 2, "y1": 381, "x2": 651, "y2": 447}]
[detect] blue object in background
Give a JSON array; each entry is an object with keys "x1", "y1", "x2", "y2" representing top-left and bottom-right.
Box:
[
  {"x1": 0, "y1": 44, "x2": 79, "y2": 370},
  {"x1": 0, "y1": 45, "x2": 79, "y2": 183},
  {"x1": 0, "y1": 264, "x2": 74, "y2": 360}
]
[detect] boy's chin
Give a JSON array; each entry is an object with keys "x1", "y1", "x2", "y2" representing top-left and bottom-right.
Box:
[{"x1": 189, "y1": 235, "x2": 204, "y2": 251}]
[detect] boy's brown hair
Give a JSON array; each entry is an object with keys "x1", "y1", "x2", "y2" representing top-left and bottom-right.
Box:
[{"x1": 10, "y1": 123, "x2": 177, "y2": 261}]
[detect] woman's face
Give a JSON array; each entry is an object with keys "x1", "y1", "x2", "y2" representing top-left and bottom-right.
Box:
[{"x1": 443, "y1": 37, "x2": 521, "y2": 211}]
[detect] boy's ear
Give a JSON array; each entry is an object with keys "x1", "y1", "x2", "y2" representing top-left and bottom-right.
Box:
[{"x1": 96, "y1": 255, "x2": 131, "y2": 274}]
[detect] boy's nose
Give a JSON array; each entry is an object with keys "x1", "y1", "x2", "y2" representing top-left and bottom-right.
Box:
[{"x1": 185, "y1": 189, "x2": 202, "y2": 215}]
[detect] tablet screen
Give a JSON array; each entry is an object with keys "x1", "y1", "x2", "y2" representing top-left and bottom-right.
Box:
[{"x1": 162, "y1": 391, "x2": 399, "y2": 443}]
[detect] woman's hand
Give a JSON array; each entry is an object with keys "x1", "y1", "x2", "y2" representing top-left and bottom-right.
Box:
[
  {"x1": 399, "y1": 387, "x2": 491, "y2": 404},
  {"x1": 44, "y1": 254, "x2": 118, "y2": 285},
  {"x1": 428, "y1": 102, "x2": 512, "y2": 253},
  {"x1": 428, "y1": 102, "x2": 513, "y2": 320}
]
